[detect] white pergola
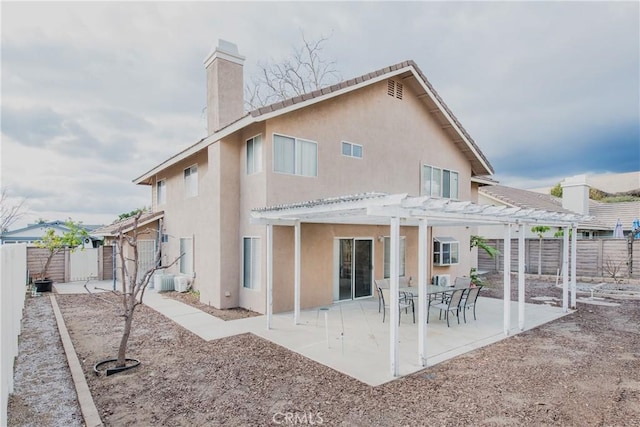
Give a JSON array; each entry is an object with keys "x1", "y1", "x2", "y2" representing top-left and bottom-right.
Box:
[{"x1": 251, "y1": 193, "x2": 585, "y2": 377}]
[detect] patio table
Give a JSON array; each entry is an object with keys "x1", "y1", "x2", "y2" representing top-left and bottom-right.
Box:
[{"x1": 399, "y1": 284, "x2": 469, "y2": 297}]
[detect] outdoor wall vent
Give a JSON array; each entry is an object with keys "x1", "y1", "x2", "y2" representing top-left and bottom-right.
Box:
[{"x1": 387, "y1": 80, "x2": 403, "y2": 100}]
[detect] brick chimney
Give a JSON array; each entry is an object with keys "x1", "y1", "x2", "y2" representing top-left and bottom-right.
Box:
[
  {"x1": 561, "y1": 174, "x2": 589, "y2": 215},
  {"x1": 204, "y1": 40, "x2": 245, "y2": 134}
]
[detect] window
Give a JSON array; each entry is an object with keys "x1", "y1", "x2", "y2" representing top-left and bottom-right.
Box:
[
  {"x1": 246, "y1": 135, "x2": 262, "y2": 175},
  {"x1": 433, "y1": 237, "x2": 459, "y2": 266},
  {"x1": 243, "y1": 237, "x2": 261, "y2": 289},
  {"x1": 422, "y1": 165, "x2": 458, "y2": 199},
  {"x1": 184, "y1": 165, "x2": 198, "y2": 197},
  {"x1": 273, "y1": 134, "x2": 317, "y2": 177},
  {"x1": 179, "y1": 237, "x2": 193, "y2": 275},
  {"x1": 383, "y1": 236, "x2": 406, "y2": 278},
  {"x1": 156, "y1": 180, "x2": 166, "y2": 205},
  {"x1": 341, "y1": 141, "x2": 363, "y2": 159}
]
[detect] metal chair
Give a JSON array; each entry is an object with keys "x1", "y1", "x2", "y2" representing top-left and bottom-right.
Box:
[
  {"x1": 428, "y1": 288, "x2": 465, "y2": 327},
  {"x1": 378, "y1": 286, "x2": 415, "y2": 324},
  {"x1": 460, "y1": 285, "x2": 483, "y2": 322}
]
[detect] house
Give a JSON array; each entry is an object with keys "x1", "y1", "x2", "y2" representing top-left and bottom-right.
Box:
[
  {"x1": 477, "y1": 174, "x2": 640, "y2": 239},
  {"x1": 132, "y1": 40, "x2": 502, "y2": 314},
  {"x1": 0, "y1": 220, "x2": 102, "y2": 246}
]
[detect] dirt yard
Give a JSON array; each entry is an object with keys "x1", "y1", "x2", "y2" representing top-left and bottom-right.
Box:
[{"x1": 12, "y1": 275, "x2": 640, "y2": 426}]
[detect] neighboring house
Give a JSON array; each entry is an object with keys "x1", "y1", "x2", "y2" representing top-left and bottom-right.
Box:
[
  {"x1": 92, "y1": 211, "x2": 165, "y2": 278},
  {"x1": 529, "y1": 171, "x2": 640, "y2": 195},
  {"x1": 0, "y1": 220, "x2": 102, "y2": 246},
  {"x1": 477, "y1": 175, "x2": 640, "y2": 239},
  {"x1": 132, "y1": 40, "x2": 497, "y2": 313}
]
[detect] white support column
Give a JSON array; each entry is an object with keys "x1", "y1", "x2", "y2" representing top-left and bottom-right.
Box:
[
  {"x1": 389, "y1": 216, "x2": 400, "y2": 377},
  {"x1": 518, "y1": 223, "x2": 526, "y2": 331},
  {"x1": 294, "y1": 221, "x2": 301, "y2": 325},
  {"x1": 503, "y1": 224, "x2": 511, "y2": 335},
  {"x1": 266, "y1": 224, "x2": 273, "y2": 330},
  {"x1": 562, "y1": 226, "x2": 569, "y2": 313},
  {"x1": 571, "y1": 224, "x2": 577, "y2": 309},
  {"x1": 418, "y1": 218, "x2": 428, "y2": 367}
]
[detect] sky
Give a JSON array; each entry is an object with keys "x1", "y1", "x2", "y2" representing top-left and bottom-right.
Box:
[{"x1": 1, "y1": 1, "x2": 639, "y2": 229}]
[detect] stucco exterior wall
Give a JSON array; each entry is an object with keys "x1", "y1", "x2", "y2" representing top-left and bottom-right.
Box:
[
  {"x1": 263, "y1": 79, "x2": 471, "y2": 206},
  {"x1": 146, "y1": 76, "x2": 478, "y2": 313}
]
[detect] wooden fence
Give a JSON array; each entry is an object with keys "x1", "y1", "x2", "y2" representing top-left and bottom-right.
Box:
[
  {"x1": 478, "y1": 238, "x2": 639, "y2": 279},
  {"x1": 1, "y1": 244, "x2": 27, "y2": 426},
  {"x1": 26, "y1": 246, "x2": 112, "y2": 283}
]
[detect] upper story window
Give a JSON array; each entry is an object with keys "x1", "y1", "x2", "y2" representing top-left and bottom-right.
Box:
[
  {"x1": 156, "y1": 179, "x2": 166, "y2": 205},
  {"x1": 342, "y1": 141, "x2": 363, "y2": 159},
  {"x1": 184, "y1": 165, "x2": 198, "y2": 198},
  {"x1": 422, "y1": 165, "x2": 458, "y2": 199},
  {"x1": 273, "y1": 134, "x2": 317, "y2": 177},
  {"x1": 246, "y1": 135, "x2": 262, "y2": 175}
]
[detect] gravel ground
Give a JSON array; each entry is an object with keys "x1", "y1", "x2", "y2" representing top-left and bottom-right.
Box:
[
  {"x1": 7, "y1": 294, "x2": 83, "y2": 427},
  {"x1": 162, "y1": 290, "x2": 261, "y2": 320},
  {"x1": 9, "y1": 276, "x2": 640, "y2": 426}
]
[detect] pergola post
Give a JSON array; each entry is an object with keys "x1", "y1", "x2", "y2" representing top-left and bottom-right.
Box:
[
  {"x1": 389, "y1": 216, "x2": 400, "y2": 377},
  {"x1": 266, "y1": 224, "x2": 273, "y2": 330},
  {"x1": 571, "y1": 224, "x2": 577, "y2": 309},
  {"x1": 562, "y1": 226, "x2": 569, "y2": 313},
  {"x1": 417, "y1": 218, "x2": 428, "y2": 367},
  {"x1": 518, "y1": 223, "x2": 525, "y2": 331},
  {"x1": 503, "y1": 224, "x2": 511, "y2": 335},
  {"x1": 294, "y1": 221, "x2": 301, "y2": 325}
]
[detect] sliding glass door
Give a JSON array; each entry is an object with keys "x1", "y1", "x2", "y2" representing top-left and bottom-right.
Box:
[{"x1": 336, "y1": 238, "x2": 373, "y2": 301}]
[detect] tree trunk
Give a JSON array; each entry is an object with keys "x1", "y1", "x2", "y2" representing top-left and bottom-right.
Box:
[{"x1": 116, "y1": 305, "x2": 135, "y2": 367}]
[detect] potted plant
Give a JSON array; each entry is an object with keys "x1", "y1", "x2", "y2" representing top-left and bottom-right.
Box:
[{"x1": 34, "y1": 220, "x2": 88, "y2": 292}]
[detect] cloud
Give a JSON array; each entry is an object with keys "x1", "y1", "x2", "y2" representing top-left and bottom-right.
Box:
[{"x1": 1, "y1": 1, "x2": 638, "y2": 228}]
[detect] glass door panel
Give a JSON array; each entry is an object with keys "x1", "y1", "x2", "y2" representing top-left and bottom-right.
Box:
[
  {"x1": 354, "y1": 240, "x2": 372, "y2": 298},
  {"x1": 338, "y1": 239, "x2": 353, "y2": 301}
]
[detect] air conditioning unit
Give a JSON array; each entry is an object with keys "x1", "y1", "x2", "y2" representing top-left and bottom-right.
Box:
[
  {"x1": 174, "y1": 275, "x2": 191, "y2": 293},
  {"x1": 155, "y1": 274, "x2": 175, "y2": 292},
  {"x1": 433, "y1": 274, "x2": 451, "y2": 287}
]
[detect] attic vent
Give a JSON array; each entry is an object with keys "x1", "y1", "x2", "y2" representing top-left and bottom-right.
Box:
[
  {"x1": 387, "y1": 80, "x2": 403, "y2": 100},
  {"x1": 395, "y1": 82, "x2": 403, "y2": 99}
]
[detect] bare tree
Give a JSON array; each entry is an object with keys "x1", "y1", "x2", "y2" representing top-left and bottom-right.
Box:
[
  {"x1": 113, "y1": 212, "x2": 180, "y2": 368},
  {"x1": 0, "y1": 187, "x2": 26, "y2": 232},
  {"x1": 245, "y1": 31, "x2": 341, "y2": 110}
]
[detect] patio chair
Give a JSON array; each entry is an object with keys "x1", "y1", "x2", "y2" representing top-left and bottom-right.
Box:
[
  {"x1": 428, "y1": 288, "x2": 465, "y2": 327},
  {"x1": 374, "y1": 279, "x2": 389, "y2": 313},
  {"x1": 460, "y1": 285, "x2": 483, "y2": 322},
  {"x1": 378, "y1": 286, "x2": 415, "y2": 325}
]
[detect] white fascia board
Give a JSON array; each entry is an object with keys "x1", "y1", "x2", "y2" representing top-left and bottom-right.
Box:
[
  {"x1": 411, "y1": 71, "x2": 493, "y2": 175},
  {"x1": 133, "y1": 116, "x2": 254, "y2": 184},
  {"x1": 254, "y1": 67, "x2": 415, "y2": 123}
]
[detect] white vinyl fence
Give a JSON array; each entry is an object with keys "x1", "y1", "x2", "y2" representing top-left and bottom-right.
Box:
[
  {"x1": 1, "y1": 243, "x2": 28, "y2": 427},
  {"x1": 69, "y1": 248, "x2": 99, "y2": 281}
]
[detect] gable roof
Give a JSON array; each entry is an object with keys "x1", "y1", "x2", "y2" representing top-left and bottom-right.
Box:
[
  {"x1": 134, "y1": 60, "x2": 494, "y2": 185},
  {"x1": 1, "y1": 220, "x2": 101, "y2": 238},
  {"x1": 92, "y1": 211, "x2": 164, "y2": 237},
  {"x1": 479, "y1": 184, "x2": 640, "y2": 231}
]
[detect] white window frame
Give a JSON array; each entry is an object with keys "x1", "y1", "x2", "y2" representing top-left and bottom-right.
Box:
[
  {"x1": 246, "y1": 134, "x2": 262, "y2": 175},
  {"x1": 433, "y1": 237, "x2": 459, "y2": 266},
  {"x1": 421, "y1": 164, "x2": 459, "y2": 199},
  {"x1": 273, "y1": 133, "x2": 318, "y2": 177},
  {"x1": 242, "y1": 236, "x2": 261, "y2": 290},
  {"x1": 341, "y1": 141, "x2": 363, "y2": 159},
  {"x1": 179, "y1": 237, "x2": 194, "y2": 275},
  {"x1": 156, "y1": 179, "x2": 166, "y2": 206},
  {"x1": 383, "y1": 236, "x2": 406, "y2": 278},
  {"x1": 184, "y1": 165, "x2": 198, "y2": 198}
]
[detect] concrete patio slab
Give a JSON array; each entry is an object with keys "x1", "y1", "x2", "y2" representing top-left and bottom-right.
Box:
[{"x1": 54, "y1": 280, "x2": 571, "y2": 386}]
